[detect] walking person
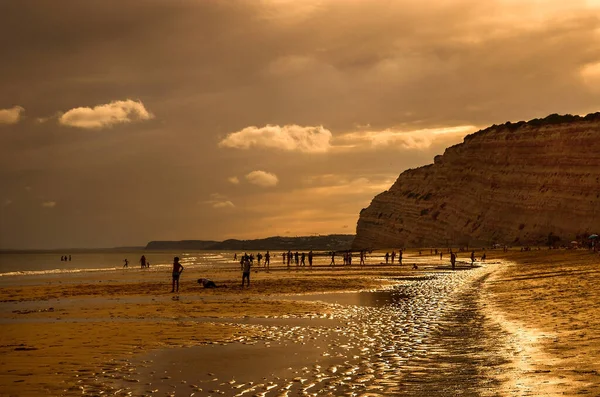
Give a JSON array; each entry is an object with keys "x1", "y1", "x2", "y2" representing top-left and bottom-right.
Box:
[
  {"x1": 123, "y1": 258, "x2": 129, "y2": 268},
  {"x1": 301, "y1": 252, "x2": 306, "y2": 266},
  {"x1": 330, "y1": 251, "x2": 335, "y2": 266},
  {"x1": 171, "y1": 257, "x2": 184, "y2": 293},
  {"x1": 265, "y1": 251, "x2": 270, "y2": 270},
  {"x1": 470, "y1": 250, "x2": 475, "y2": 267}
]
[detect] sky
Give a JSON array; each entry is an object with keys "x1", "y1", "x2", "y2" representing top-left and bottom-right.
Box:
[{"x1": 1, "y1": 0, "x2": 599, "y2": 249}]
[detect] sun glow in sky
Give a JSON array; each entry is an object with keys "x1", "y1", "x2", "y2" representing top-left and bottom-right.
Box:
[{"x1": 1, "y1": 0, "x2": 599, "y2": 248}]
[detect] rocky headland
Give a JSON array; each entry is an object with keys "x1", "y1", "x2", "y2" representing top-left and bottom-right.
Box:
[
  {"x1": 353, "y1": 113, "x2": 600, "y2": 249},
  {"x1": 146, "y1": 234, "x2": 354, "y2": 251}
]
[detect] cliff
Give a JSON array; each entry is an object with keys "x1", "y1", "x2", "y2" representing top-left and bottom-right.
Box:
[
  {"x1": 352, "y1": 113, "x2": 600, "y2": 249},
  {"x1": 146, "y1": 234, "x2": 354, "y2": 251}
]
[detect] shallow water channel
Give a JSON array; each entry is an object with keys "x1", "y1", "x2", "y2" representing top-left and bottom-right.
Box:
[{"x1": 108, "y1": 265, "x2": 519, "y2": 396}]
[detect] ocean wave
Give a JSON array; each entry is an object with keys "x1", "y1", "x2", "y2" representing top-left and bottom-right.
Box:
[{"x1": 0, "y1": 263, "x2": 172, "y2": 277}]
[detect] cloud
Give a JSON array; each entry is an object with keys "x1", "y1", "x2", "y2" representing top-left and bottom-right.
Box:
[
  {"x1": 203, "y1": 193, "x2": 235, "y2": 209},
  {"x1": 219, "y1": 125, "x2": 332, "y2": 153},
  {"x1": 245, "y1": 170, "x2": 279, "y2": 187},
  {"x1": 0, "y1": 106, "x2": 24, "y2": 124},
  {"x1": 227, "y1": 176, "x2": 240, "y2": 184},
  {"x1": 41, "y1": 201, "x2": 57, "y2": 208},
  {"x1": 213, "y1": 200, "x2": 235, "y2": 209},
  {"x1": 58, "y1": 99, "x2": 154, "y2": 129},
  {"x1": 581, "y1": 62, "x2": 600, "y2": 91},
  {"x1": 335, "y1": 125, "x2": 478, "y2": 150}
]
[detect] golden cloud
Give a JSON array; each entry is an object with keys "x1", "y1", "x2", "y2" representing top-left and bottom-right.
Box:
[
  {"x1": 58, "y1": 99, "x2": 153, "y2": 129},
  {"x1": 0, "y1": 106, "x2": 24, "y2": 124},
  {"x1": 245, "y1": 170, "x2": 279, "y2": 187},
  {"x1": 336, "y1": 125, "x2": 478, "y2": 150},
  {"x1": 219, "y1": 124, "x2": 332, "y2": 153}
]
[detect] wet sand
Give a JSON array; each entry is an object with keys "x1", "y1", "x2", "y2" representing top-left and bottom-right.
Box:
[{"x1": 1, "y1": 249, "x2": 599, "y2": 396}]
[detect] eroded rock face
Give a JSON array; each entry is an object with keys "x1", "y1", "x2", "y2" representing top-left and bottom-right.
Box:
[{"x1": 352, "y1": 113, "x2": 600, "y2": 249}]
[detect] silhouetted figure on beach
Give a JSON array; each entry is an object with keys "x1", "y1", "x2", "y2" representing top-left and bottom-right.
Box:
[
  {"x1": 330, "y1": 252, "x2": 335, "y2": 265},
  {"x1": 171, "y1": 257, "x2": 184, "y2": 293},
  {"x1": 360, "y1": 251, "x2": 365, "y2": 265},
  {"x1": 287, "y1": 250, "x2": 292, "y2": 268},
  {"x1": 265, "y1": 251, "x2": 270, "y2": 269},
  {"x1": 242, "y1": 257, "x2": 251, "y2": 287},
  {"x1": 391, "y1": 251, "x2": 396, "y2": 264},
  {"x1": 294, "y1": 251, "x2": 299, "y2": 266},
  {"x1": 140, "y1": 255, "x2": 146, "y2": 269},
  {"x1": 385, "y1": 252, "x2": 389, "y2": 264},
  {"x1": 282, "y1": 252, "x2": 286, "y2": 264},
  {"x1": 348, "y1": 251, "x2": 352, "y2": 265},
  {"x1": 146, "y1": 261, "x2": 150, "y2": 268},
  {"x1": 234, "y1": 253, "x2": 237, "y2": 261},
  {"x1": 481, "y1": 253, "x2": 486, "y2": 262},
  {"x1": 398, "y1": 249, "x2": 403, "y2": 265},
  {"x1": 301, "y1": 252, "x2": 306, "y2": 266},
  {"x1": 450, "y1": 252, "x2": 456, "y2": 270},
  {"x1": 61, "y1": 256, "x2": 64, "y2": 261},
  {"x1": 68, "y1": 255, "x2": 71, "y2": 261},
  {"x1": 440, "y1": 252, "x2": 443, "y2": 260},
  {"x1": 123, "y1": 258, "x2": 129, "y2": 268},
  {"x1": 435, "y1": 249, "x2": 438, "y2": 255},
  {"x1": 470, "y1": 251, "x2": 475, "y2": 267},
  {"x1": 308, "y1": 250, "x2": 313, "y2": 267},
  {"x1": 257, "y1": 253, "x2": 263, "y2": 266}
]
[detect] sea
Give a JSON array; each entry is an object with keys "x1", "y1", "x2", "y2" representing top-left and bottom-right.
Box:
[
  {"x1": 0, "y1": 250, "x2": 238, "y2": 279},
  {"x1": 0, "y1": 249, "x2": 342, "y2": 280}
]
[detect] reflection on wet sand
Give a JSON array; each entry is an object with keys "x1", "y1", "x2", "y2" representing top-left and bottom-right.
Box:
[{"x1": 108, "y1": 265, "x2": 527, "y2": 396}]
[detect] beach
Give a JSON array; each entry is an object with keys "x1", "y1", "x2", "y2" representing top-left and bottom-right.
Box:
[{"x1": 1, "y1": 249, "x2": 599, "y2": 396}]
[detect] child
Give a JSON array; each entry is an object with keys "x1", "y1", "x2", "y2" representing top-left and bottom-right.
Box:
[{"x1": 171, "y1": 257, "x2": 184, "y2": 293}]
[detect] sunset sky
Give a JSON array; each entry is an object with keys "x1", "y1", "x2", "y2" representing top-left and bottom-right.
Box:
[{"x1": 1, "y1": 0, "x2": 600, "y2": 249}]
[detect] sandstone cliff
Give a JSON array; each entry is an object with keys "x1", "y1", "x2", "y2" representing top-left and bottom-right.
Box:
[{"x1": 352, "y1": 113, "x2": 600, "y2": 249}]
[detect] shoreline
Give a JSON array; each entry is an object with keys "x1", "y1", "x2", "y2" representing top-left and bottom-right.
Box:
[{"x1": 1, "y1": 249, "x2": 599, "y2": 396}]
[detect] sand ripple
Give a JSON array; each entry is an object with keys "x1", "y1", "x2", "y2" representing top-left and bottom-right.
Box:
[{"x1": 78, "y1": 265, "x2": 533, "y2": 396}]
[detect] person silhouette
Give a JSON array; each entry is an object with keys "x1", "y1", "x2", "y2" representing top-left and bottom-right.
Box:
[{"x1": 171, "y1": 257, "x2": 184, "y2": 293}]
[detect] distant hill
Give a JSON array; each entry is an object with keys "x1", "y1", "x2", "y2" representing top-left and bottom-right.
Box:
[{"x1": 145, "y1": 235, "x2": 355, "y2": 251}]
